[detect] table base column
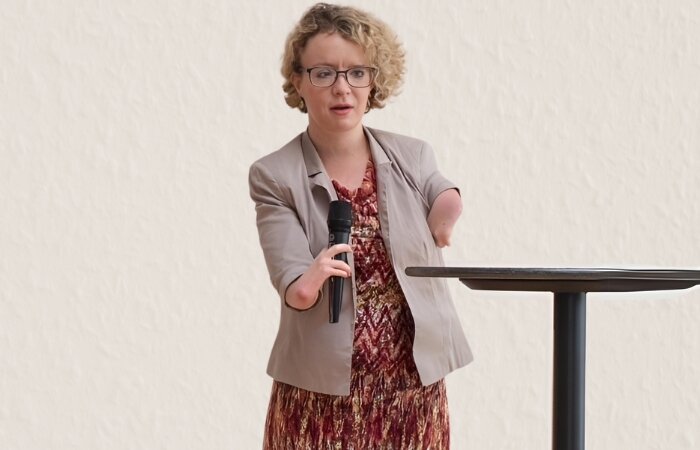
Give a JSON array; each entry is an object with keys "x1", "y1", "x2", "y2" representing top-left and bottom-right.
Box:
[{"x1": 553, "y1": 292, "x2": 586, "y2": 450}]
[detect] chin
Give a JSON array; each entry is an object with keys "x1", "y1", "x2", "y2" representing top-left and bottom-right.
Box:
[
  {"x1": 332, "y1": 121, "x2": 363, "y2": 134},
  {"x1": 310, "y1": 112, "x2": 364, "y2": 135}
]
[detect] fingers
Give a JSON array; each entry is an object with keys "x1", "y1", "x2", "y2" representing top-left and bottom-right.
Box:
[
  {"x1": 326, "y1": 243, "x2": 352, "y2": 257},
  {"x1": 312, "y1": 245, "x2": 352, "y2": 278},
  {"x1": 327, "y1": 262, "x2": 352, "y2": 277},
  {"x1": 327, "y1": 244, "x2": 352, "y2": 276}
]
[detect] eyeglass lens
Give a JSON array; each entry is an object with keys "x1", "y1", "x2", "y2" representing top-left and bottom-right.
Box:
[{"x1": 308, "y1": 67, "x2": 374, "y2": 88}]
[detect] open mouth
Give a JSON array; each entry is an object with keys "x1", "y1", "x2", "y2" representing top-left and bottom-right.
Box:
[{"x1": 331, "y1": 105, "x2": 353, "y2": 111}]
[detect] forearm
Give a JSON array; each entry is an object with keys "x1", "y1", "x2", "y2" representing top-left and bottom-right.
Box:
[{"x1": 427, "y1": 188, "x2": 462, "y2": 247}]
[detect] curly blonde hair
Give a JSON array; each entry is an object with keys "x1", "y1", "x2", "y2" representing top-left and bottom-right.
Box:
[{"x1": 281, "y1": 3, "x2": 405, "y2": 113}]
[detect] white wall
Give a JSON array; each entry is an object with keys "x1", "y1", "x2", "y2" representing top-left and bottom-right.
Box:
[{"x1": 2, "y1": 0, "x2": 699, "y2": 448}]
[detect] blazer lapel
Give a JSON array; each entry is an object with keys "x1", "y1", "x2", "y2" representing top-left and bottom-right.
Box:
[
  {"x1": 365, "y1": 127, "x2": 395, "y2": 263},
  {"x1": 301, "y1": 131, "x2": 337, "y2": 201}
]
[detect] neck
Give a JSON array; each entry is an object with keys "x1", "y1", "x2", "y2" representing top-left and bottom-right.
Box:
[{"x1": 307, "y1": 123, "x2": 368, "y2": 160}]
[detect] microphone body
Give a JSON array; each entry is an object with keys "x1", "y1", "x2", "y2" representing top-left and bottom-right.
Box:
[{"x1": 327, "y1": 200, "x2": 352, "y2": 323}]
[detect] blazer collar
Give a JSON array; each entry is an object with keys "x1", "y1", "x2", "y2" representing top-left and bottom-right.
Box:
[
  {"x1": 365, "y1": 127, "x2": 392, "y2": 167},
  {"x1": 301, "y1": 126, "x2": 392, "y2": 178},
  {"x1": 301, "y1": 130, "x2": 334, "y2": 196}
]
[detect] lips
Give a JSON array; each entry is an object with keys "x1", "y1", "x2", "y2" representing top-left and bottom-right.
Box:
[{"x1": 330, "y1": 104, "x2": 353, "y2": 111}]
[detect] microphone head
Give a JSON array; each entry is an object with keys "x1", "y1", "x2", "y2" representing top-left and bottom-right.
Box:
[{"x1": 327, "y1": 200, "x2": 352, "y2": 232}]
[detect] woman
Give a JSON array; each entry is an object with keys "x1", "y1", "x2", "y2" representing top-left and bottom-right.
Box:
[{"x1": 249, "y1": 3, "x2": 472, "y2": 448}]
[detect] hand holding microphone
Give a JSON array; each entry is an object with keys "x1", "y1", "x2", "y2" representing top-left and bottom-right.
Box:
[{"x1": 281, "y1": 201, "x2": 352, "y2": 313}]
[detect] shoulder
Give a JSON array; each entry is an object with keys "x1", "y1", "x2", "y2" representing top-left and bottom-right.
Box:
[
  {"x1": 366, "y1": 127, "x2": 429, "y2": 155},
  {"x1": 248, "y1": 132, "x2": 308, "y2": 198},
  {"x1": 250, "y1": 133, "x2": 304, "y2": 174},
  {"x1": 366, "y1": 127, "x2": 436, "y2": 175},
  {"x1": 248, "y1": 133, "x2": 309, "y2": 188}
]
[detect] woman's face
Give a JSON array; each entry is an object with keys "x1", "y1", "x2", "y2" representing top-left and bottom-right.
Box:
[{"x1": 293, "y1": 32, "x2": 372, "y2": 137}]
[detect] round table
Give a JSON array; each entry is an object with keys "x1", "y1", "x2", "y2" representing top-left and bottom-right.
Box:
[{"x1": 405, "y1": 267, "x2": 700, "y2": 450}]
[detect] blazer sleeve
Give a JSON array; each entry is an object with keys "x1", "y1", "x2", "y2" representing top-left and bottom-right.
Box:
[
  {"x1": 248, "y1": 161, "x2": 315, "y2": 303},
  {"x1": 419, "y1": 141, "x2": 460, "y2": 207}
]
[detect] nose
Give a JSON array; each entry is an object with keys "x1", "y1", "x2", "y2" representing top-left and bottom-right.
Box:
[{"x1": 332, "y1": 73, "x2": 352, "y2": 93}]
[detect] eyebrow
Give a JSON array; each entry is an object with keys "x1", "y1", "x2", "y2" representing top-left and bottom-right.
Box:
[{"x1": 306, "y1": 63, "x2": 367, "y2": 69}]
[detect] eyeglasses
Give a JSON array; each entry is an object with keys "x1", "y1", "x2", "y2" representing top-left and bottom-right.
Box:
[{"x1": 304, "y1": 66, "x2": 377, "y2": 88}]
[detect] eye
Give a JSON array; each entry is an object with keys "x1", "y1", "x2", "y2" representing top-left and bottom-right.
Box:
[
  {"x1": 348, "y1": 68, "x2": 367, "y2": 79},
  {"x1": 313, "y1": 68, "x2": 335, "y2": 79}
]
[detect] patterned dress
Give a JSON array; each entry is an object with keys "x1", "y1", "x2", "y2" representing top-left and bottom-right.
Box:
[{"x1": 263, "y1": 160, "x2": 449, "y2": 449}]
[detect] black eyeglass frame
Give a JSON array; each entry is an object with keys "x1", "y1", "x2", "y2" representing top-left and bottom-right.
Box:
[{"x1": 304, "y1": 66, "x2": 378, "y2": 88}]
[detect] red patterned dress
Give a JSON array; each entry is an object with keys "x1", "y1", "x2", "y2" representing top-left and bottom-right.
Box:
[{"x1": 263, "y1": 160, "x2": 449, "y2": 449}]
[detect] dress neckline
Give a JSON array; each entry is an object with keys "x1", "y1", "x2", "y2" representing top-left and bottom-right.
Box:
[{"x1": 332, "y1": 159, "x2": 375, "y2": 201}]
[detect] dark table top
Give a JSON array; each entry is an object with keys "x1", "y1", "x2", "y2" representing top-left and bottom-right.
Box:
[{"x1": 405, "y1": 267, "x2": 700, "y2": 293}]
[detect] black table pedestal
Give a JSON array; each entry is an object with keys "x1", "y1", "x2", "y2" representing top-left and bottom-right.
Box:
[
  {"x1": 553, "y1": 292, "x2": 586, "y2": 450},
  {"x1": 405, "y1": 266, "x2": 700, "y2": 450}
]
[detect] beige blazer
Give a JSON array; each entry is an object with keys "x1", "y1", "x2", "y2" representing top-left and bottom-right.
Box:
[{"x1": 249, "y1": 127, "x2": 472, "y2": 395}]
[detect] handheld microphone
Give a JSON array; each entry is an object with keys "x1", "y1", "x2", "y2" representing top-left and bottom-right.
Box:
[{"x1": 327, "y1": 200, "x2": 352, "y2": 323}]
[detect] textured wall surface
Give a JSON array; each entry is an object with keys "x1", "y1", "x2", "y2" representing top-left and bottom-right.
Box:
[{"x1": 2, "y1": 0, "x2": 699, "y2": 448}]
